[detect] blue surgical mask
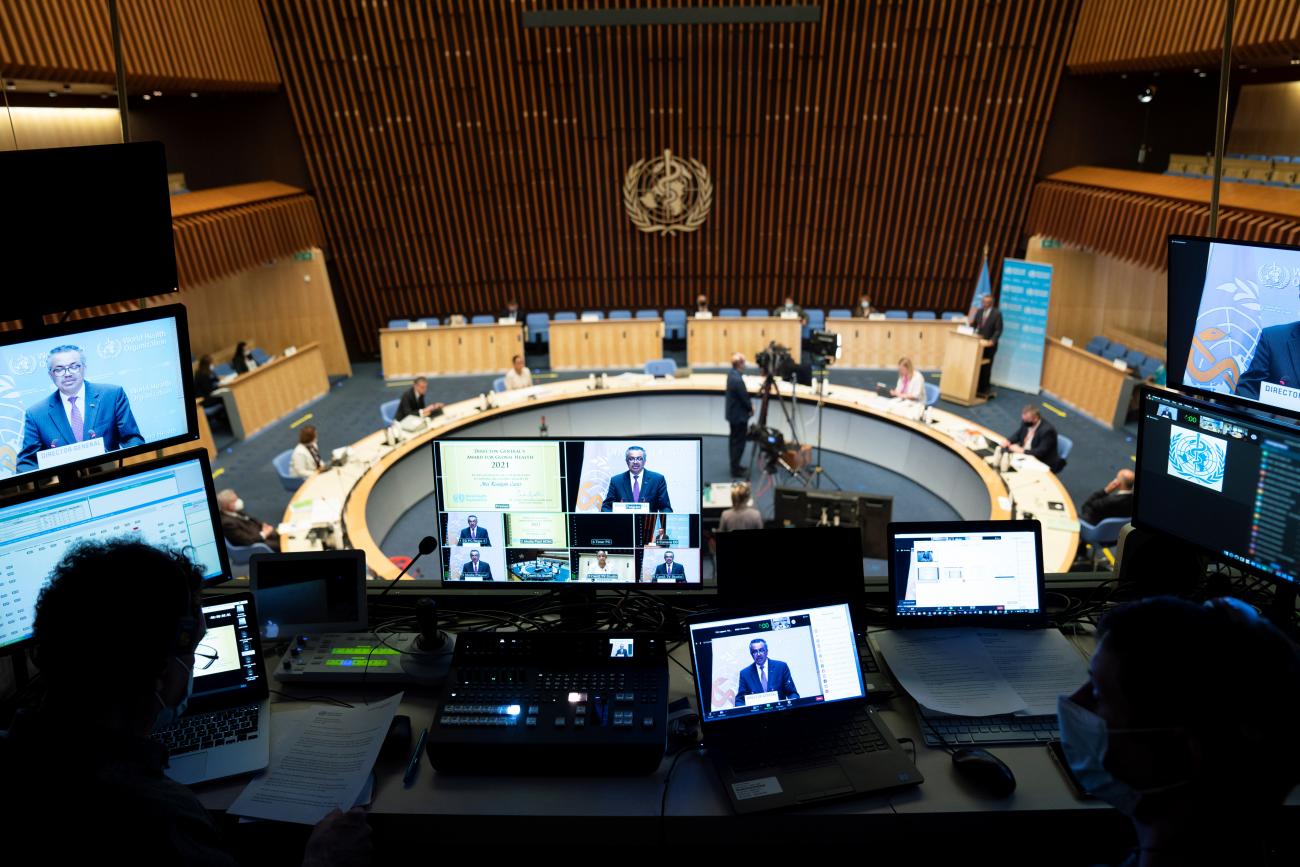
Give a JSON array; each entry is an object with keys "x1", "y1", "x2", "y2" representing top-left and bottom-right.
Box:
[
  {"x1": 153, "y1": 656, "x2": 195, "y2": 731},
  {"x1": 1057, "y1": 695, "x2": 1184, "y2": 816}
]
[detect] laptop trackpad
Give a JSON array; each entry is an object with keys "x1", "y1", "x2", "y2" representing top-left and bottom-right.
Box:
[
  {"x1": 167, "y1": 753, "x2": 208, "y2": 784},
  {"x1": 787, "y1": 764, "x2": 854, "y2": 802}
]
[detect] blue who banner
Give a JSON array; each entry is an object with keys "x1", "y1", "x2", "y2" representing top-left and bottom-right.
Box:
[{"x1": 991, "y1": 258, "x2": 1053, "y2": 394}]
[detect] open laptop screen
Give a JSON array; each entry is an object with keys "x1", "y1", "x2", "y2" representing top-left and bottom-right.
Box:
[
  {"x1": 888, "y1": 521, "x2": 1044, "y2": 620},
  {"x1": 689, "y1": 602, "x2": 864, "y2": 724},
  {"x1": 190, "y1": 595, "x2": 267, "y2": 711}
]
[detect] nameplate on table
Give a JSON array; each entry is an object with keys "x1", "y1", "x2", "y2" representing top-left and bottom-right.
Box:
[
  {"x1": 1111, "y1": 357, "x2": 1128, "y2": 371},
  {"x1": 36, "y1": 437, "x2": 106, "y2": 470},
  {"x1": 956, "y1": 325, "x2": 975, "y2": 336},
  {"x1": 868, "y1": 313, "x2": 887, "y2": 321},
  {"x1": 743, "y1": 690, "x2": 781, "y2": 707},
  {"x1": 1260, "y1": 382, "x2": 1300, "y2": 413},
  {"x1": 611, "y1": 502, "x2": 648, "y2": 513},
  {"x1": 694, "y1": 311, "x2": 713, "y2": 319},
  {"x1": 779, "y1": 311, "x2": 801, "y2": 320},
  {"x1": 1060, "y1": 336, "x2": 1074, "y2": 347}
]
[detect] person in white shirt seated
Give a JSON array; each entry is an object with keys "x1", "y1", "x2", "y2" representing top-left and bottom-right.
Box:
[
  {"x1": 888, "y1": 356, "x2": 926, "y2": 420},
  {"x1": 504, "y1": 355, "x2": 533, "y2": 390},
  {"x1": 289, "y1": 425, "x2": 324, "y2": 478}
]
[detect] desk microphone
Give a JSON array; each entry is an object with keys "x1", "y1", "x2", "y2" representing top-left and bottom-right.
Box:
[{"x1": 376, "y1": 535, "x2": 438, "y2": 599}]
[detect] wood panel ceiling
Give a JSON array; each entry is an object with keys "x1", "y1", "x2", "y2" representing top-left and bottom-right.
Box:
[
  {"x1": 0, "y1": 0, "x2": 279, "y2": 92},
  {"x1": 264, "y1": 0, "x2": 1077, "y2": 356},
  {"x1": 1068, "y1": 0, "x2": 1300, "y2": 74}
]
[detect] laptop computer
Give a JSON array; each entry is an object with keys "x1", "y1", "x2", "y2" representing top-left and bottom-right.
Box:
[
  {"x1": 884, "y1": 520, "x2": 1060, "y2": 745},
  {"x1": 687, "y1": 599, "x2": 922, "y2": 813},
  {"x1": 886, "y1": 520, "x2": 1047, "y2": 628},
  {"x1": 714, "y1": 526, "x2": 892, "y2": 696},
  {"x1": 152, "y1": 592, "x2": 271, "y2": 785}
]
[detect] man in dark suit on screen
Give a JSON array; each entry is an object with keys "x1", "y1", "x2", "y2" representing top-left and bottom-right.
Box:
[
  {"x1": 17, "y1": 344, "x2": 144, "y2": 472},
  {"x1": 726, "y1": 353, "x2": 753, "y2": 477},
  {"x1": 1001, "y1": 404, "x2": 1064, "y2": 473},
  {"x1": 734, "y1": 639, "x2": 798, "y2": 707},
  {"x1": 969, "y1": 293, "x2": 1003, "y2": 398},
  {"x1": 1236, "y1": 322, "x2": 1300, "y2": 402},
  {"x1": 456, "y1": 515, "x2": 491, "y2": 546},
  {"x1": 459, "y1": 549, "x2": 493, "y2": 581},
  {"x1": 651, "y1": 551, "x2": 686, "y2": 583},
  {"x1": 601, "y1": 445, "x2": 672, "y2": 512}
]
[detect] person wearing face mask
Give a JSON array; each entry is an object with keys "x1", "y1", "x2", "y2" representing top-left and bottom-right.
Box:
[
  {"x1": 1058, "y1": 596, "x2": 1300, "y2": 867},
  {"x1": 0, "y1": 540, "x2": 372, "y2": 865},
  {"x1": 217, "y1": 487, "x2": 281, "y2": 552}
]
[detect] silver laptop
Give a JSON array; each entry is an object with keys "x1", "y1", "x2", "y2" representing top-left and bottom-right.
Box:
[{"x1": 153, "y1": 593, "x2": 271, "y2": 785}]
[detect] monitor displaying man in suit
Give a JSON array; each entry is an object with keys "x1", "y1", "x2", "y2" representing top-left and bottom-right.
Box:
[
  {"x1": 651, "y1": 550, "x2": 686, "y2": 582},
  {"x1": 457, "y1": 514, "x2": 491, "y2": 546},
  {"x1": 396, "y1": 376, "x2": 445, "y2": 422},
  {"x1": 601, "y1": 445, "x2": 672, "y2": 512},
  {"x1": 460, "y1": 548, "x2": 493, "y2": 580},
  {"x1": 734, "y1": 639, "x2": 798, "y2": 706},
  {"x1": 17, "y1": 344, "x2": 144, "y2": 471},
  {"x1": 1001, "y1": 404, "x2": 1063, "y2": 472},
  {"x1": 1236, "y1": 322, "x2": 1300, "y2": 404}
]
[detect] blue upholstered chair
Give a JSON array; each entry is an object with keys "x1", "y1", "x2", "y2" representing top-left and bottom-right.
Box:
[
  {"x1": 1101, "y1": 342, "x2": 1128, "y2": 361},
  {"x1": 827, "y1": 309, "x2": 853, "y2": 319},
  {"x1": 554, "y1": 311, "x2": 578, "y2": 321},
  {"x1": 884, "y1": 310, "x2": 908, "y2": 319},
  {"x1": 663, "y1": 309, "x2": 687, "y2": 340},
  {"x1": 272, "y1": 449, "x2": 299, "y2": 492},
  {"x1": 1078, "y1": 516, "x2": 1129, "y2": 570},
  {"x1": 470, "y1": 314, "x2": 495, "y2": 325},
  {"x1": 719, "y1": 308, "x2": 742, "y2": 318},
  {"x1": 388, "y1": 319, "x2": 411, "y2": 329},
  {"x1": 803, "y1": 309, "x2": 825, "y2": 338},
  {"x1": 380, "y1": 399, "x2": 400, "y2": 427},
  {"x1": 525, "y1": 312, "x2": 550, "y2": 342},
  {"x1": 913, "y1": 311, "x2": 937, "y2": 320},
  {"x1": 224, "y1": 538, "x2": 274, "y2": 577},
  {"x1": 419, "y1": 317, "x2": 440, "y2": 327},
  {"x1": 635, "y1": 309, "x2": 659, "y2": 320},
  {"x1": 644, "y1": 358, "x2": 678, "y2": 378},
  {"x1": 492, "y1": 377, "x2": 508, "y2": 393},
  {"x1": 745, "y1": 308, "x2": 768, "y2": 318},
  {"x1": 609, "y1": 310, "x2": 632, "y2": 320},
  {"x1": 1084, "y1": 336, "x2": 1110, "y2": 356},
  {"x1": 249, "y1": 347, "x2": 271, "y2": 366}
]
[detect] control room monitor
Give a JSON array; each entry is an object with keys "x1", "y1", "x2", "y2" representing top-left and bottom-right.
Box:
[
  {"x1": 430, "y1": 437, "x2": 703, "y2": 587},
  {"x1": 0, "y1": 450, "x2": 231, "y2": 650}
]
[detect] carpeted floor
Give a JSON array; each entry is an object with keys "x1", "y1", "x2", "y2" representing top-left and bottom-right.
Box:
[{"x1": 210, "y1": 347, "x2": 1136, "y2": 567}]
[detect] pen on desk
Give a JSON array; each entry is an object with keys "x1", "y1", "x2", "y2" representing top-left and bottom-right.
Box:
[{"x1": 403, "y1": 729, "x2": 429, "y2": 787}]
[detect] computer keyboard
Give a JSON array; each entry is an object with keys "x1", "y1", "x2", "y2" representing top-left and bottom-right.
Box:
[
  {"x1": 918, "y1": 710, "x2": 1059, "y2": 747},
  {"x1": 730, "y1": 706, "x2": 889, "y2": 772},
  {"x1": 152, "y1": 703, "x2": 261, "y2": 755}
]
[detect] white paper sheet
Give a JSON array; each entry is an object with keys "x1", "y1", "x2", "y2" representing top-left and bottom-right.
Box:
[
  {"x1": 873, "y1": 629, "x2": 1028, "y2": 716},
  {"x1": 975, "y1": 629, "x2": 1090, "y2": 716},
  {"x1": 228, "y1": 693, "x2": 403, "y2": 825},
  {"x1": 875, "y1": 628, "x2": 1091, "y2": 717}
]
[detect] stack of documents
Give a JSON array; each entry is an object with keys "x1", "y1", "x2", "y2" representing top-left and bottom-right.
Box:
[{"x1": 873, "y1": 629, "x2": 1088, "y2": 717}]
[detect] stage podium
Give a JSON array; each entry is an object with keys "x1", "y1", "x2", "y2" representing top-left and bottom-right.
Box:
[{"x1": 939, "y1": 330, "x2": 987, "y2": 406}]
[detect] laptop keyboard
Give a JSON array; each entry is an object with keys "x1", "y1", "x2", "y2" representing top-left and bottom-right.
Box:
[
  {"x1": 152, "y1": 703, "x2": 261, "y2": 756},
  {"x1": 919, "y1": 710, "x2": 1059, "y2": 746},
  {"x1": 857, "y1": 637, "x2": 882, "y2": 674},
  {"x1": 729, "y1": 707, "x2": 889, "y2": 772}
]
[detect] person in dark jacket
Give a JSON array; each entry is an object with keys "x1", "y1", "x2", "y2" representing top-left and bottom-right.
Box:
[
  {"x1": 1002, "y1": 405, "x2": 1063, "y2": 472},
  {"x1": 970, "y1": 293, "x2": 1003, "y2": 397},
  {"x1": 1079, "y1": 469, "x2": 1135, "y2": 524},
  {"x1": 726, "y1": 353, "x2": 753, "y2": 477}
]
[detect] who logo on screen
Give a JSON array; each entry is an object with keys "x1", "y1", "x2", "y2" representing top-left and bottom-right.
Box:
[
  {"x1": 0, "y1": 376, "x2": 24, "y2": 478},
  {"x1": 1184, "y1": 277, "x2": 1266, "y2": 394}
]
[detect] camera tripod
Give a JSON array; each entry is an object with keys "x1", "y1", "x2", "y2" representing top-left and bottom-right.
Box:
[{"x1": 746, "y1": 368, "x2": 840, "y2": 489}]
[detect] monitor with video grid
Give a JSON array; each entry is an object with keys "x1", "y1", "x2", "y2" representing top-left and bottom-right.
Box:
[
  {"x1": 430, "y1": 436, "x2": 703, "y2": 588},
  {"x1": 0, "y1": 450, "x2": 230, "y2": 650}
]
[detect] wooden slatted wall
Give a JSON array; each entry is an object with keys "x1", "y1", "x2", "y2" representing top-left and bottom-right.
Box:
[
  {"x1": 0, "y1": 0, "x2": 279, "y2": 92},
  {"x1": 264, "y1": 0, "x2": 1077, "y2": 356},
  {"x1": 1026, "y1": 180, "x2": 1300, "y2": 271},
  {"x1": 1068, "y1": 0, "x2": 1300, "y2": 73}
]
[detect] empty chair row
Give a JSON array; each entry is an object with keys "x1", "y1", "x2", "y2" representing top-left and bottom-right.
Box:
[{"x1": 1082, "y1": 336, "x2": 1163, "y2": 380}]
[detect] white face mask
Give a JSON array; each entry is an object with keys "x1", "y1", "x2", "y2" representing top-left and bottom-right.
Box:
[
  {"x1": 1057, "y1": 695, "x2": 1184, "y2": 816},
  {"x1": 153, "y1": 656, "x2": 195, "y2": 731},
  {"x1": 233, "y1": 498, "x2": 245, "y2": 513}
]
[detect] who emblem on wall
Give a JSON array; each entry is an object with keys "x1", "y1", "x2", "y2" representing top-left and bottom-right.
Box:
[{"x1": 624, "y1": 150, "x2": 713, "y2": 237}]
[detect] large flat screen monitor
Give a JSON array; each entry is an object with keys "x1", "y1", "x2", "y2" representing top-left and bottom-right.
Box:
[
  {"x1": 0, "y1": 450, "x2": 231, "y2": 650},
  {"x1": 1134, "y1": 385, "x2": 1300, "y2": 586},
  {"x1": 0, "y1": 304, "x2": 197, "y2": 483},
  {"x1": 1169, "y1": 235, "x2": 1300, "y2": 420},
  {"x1": 430, "y1": 437, "x2": 703, "y2": 587},
  {"x1": 3, "y1": 141, "x2": 177, "y2": 319}
]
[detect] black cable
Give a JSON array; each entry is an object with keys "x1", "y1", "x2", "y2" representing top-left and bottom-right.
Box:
[
  {"x1": 659, "y1": 744, "x2": 703, "y2": 829},
  {"x1": 668, "y1": 653, "x2": 694, "y2": 680},
  {"x1": 270, "y1": 689, "x2": 354, "y2": 709}
]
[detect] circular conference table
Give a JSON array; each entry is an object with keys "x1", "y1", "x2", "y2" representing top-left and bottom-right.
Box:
[{"x1": 281, "y1": 373, "x2": 1079, "y2": 580}]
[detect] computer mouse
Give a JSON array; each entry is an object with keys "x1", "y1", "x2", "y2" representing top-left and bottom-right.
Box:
[
  {"x1": 951, "y1": 747, "x2": 1016, "y2": 798},
  {"x1": 382, "y1": 714, "x2": 412, "y2": 760}
]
